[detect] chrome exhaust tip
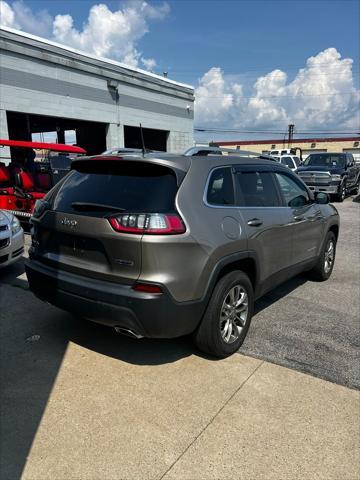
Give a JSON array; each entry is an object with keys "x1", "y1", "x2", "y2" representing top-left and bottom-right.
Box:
[{"x1": 114, "y1": 327, "x2": 144, "y2": 339}]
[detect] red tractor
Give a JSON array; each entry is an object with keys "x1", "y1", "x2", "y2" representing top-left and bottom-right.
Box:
[{"x1": 0, "y1": 139, "x2": 86, "y2": 220}]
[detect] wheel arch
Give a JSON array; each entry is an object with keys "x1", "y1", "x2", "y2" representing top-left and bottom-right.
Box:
[
  {"x1": 328, "y1": 223, "x2": 339, "y2": 241},
  {"x1": 204, "y1": 252, "x2": 260, "y2": 302}
]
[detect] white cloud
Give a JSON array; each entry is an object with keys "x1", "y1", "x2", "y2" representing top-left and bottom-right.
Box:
[
  {"x1": 141, "y1": 57, "x2": 156, "y2": 71},
  {"x1": 0, "y1": 0, "x2": 51, "y2": 36},
  {"x1": 0, "y1": 0, "x2": 17, "y2": 28},
  {"x1": 0, "y1": 0, "x2": 170, "y2": 70},
  {"x1": 195, "y1": 48, "x2": 360, "y2": 134}
]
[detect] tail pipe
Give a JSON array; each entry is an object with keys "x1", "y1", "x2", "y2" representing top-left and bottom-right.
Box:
[{"x1": 114, "y1": 327, "x2": 144, "y2": 339}]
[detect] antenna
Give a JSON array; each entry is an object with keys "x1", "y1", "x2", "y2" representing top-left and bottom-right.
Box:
[{"x1": 139, "y1": 123, "x2": 146, "y2": 157}]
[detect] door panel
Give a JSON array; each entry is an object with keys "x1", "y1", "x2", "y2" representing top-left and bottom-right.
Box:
[
  {"x1": 234, "y1": 170, "x2": 293, "y2": 285},
  {"x1": 274, "y1": 172, "x2": 324, "y2": 264},
  {"x1": 238, "y1": 207, "x2": 293, "y2": 283}
]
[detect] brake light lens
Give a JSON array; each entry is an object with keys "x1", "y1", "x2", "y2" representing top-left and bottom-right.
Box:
[{"x1": 109, "y1": 213, "x2": 185, "y2": 235}]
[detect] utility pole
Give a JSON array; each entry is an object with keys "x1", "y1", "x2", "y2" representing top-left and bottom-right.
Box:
[{"x1": 288, "y1": 124, "x2": 295, "y2": 147}]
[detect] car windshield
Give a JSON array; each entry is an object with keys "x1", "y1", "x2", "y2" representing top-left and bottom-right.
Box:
[{"x1": 304, "y1": 154, "x2": 346, "y2": 167}]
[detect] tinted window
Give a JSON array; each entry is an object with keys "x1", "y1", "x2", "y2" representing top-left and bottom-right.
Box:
[
  {"x1": 304, "y1": 153, "x2": 346, "y2": 167},
  {"x1": 293, "y1": 156, "x2": 300, "y2": 166},
  {"x1": 207, "y1": 167, "x2": 234, "y2": 205},
  {"x1": 53, "y1": 161, "x2": 178, "y2": 216},
  {"x1": 275, "y1": 173, "x2": 309, "y2": 207},
  {"x1": 236, "y1": 171, "x2": 279, "y2": 207},
  {"x1": 280, "y1": 156, "x2": 294, "y2": 168}
]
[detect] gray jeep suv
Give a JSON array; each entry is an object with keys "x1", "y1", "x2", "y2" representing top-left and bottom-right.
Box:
[{"x1": 25, "y1": 153, "x2": 339, "y2": 357}]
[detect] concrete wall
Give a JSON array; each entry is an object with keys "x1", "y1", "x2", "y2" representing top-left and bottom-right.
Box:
[
  {"x1": 216, "y1": 139, "x2": 360, "y2": 159},
  {"x1": 0, "y1": 27, "x2": 194, "y2": 160}
]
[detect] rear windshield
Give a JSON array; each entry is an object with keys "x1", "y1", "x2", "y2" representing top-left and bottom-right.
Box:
[
  {"x1": 304, "y1": 153, "x2": 346, "y2": 167},
  {"x1": 52, "y1": 161, "x2": 178, "y2": 216}
]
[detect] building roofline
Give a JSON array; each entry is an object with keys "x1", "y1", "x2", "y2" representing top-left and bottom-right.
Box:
[
  {"x1": 0, "y1": 26, "x2": 194, "y2": 92},
  {"x1": 213, "y1": 136, "x2": 360, "y2": 146}
]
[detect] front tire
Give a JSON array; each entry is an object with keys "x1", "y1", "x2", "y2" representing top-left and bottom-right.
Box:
[
  {"x1": 335, "y1": 182, "x2": 346, "y2": 202},
  {"x1": 193, "y1": 271, "x2": 254, "y2": 358},
  {"x1": 309, "y1": 231, "x2": 336, "y2": 281}
]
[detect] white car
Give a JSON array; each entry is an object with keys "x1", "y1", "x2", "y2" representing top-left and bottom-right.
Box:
[
  {"x1": 0, "y1": 210, "x2": 24, "y2": 268},
  {"x1": 274, "y1": 154, "x2": 301, "y2": 171}
]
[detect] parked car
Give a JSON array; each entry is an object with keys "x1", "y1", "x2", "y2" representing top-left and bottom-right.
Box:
[
  {"x1": 297, "y1": 152, "x2": 360, "y2": 202},
  {"x1": 274, "y1": 154, "x2": 301, "y2": 171},
  {"x1": 26, "y1": 153, "x2": 339, "y2": 357},
  {"x1": 0, "y1": 139, "x2": 86, "y2": 220},
  {"x1": 0, "y1": 209, "x2": 24, "y2": 268}
]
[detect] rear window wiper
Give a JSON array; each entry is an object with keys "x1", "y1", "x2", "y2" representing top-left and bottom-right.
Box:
[{"x1": 71, "y1": 202, "x2": 126, "y2": 212}]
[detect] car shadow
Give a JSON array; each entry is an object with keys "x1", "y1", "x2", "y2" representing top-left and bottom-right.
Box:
[
  {"x1": 0, "y1": 256, "x2": 28, "y2": 289},
  {"x1": 352, "y1": 193, "x2": 360, "y2": 203},
  {"x1": 67, "y1": 315, "x2": 213, "y2": 365},
  {"x1": 254, "y1": 274, "x2": 308, "y2": 315},
  {"x1": 0, "y1": 266, "x2": 313, "y2": 480}
]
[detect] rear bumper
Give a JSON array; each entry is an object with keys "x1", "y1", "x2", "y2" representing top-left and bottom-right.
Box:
[{"x1": 25, "y1": 259, "x2": 204, "y2": 338}]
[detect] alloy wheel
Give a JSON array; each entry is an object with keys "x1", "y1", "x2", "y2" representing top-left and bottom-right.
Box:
[
  {"x1": 220, "y1": 285, "x2": 248, "y2": 344},
  {"x1": 324, "y1": 240, "x2": 335, "y2": 274}
]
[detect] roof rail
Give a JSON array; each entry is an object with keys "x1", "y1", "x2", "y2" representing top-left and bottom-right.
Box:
[{"x1": 185, "y1": 146, "x2": 276, "y2": 160}]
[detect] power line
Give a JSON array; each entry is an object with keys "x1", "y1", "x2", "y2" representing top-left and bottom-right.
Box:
[
  {"x1": 159, "y1": 70, "x2": 359, "y2": 80},
  {"x1": 194, "y1": 91, "x2": 356, "y2": 99},
  {"x1": 157, "y1": 61, "x2": 359, "y2": 73},
  {"x1": 194, "y1": 127, "x2": 360, "y2": 135}
]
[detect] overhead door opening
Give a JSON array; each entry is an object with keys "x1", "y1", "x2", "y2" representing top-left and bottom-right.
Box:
[
  {"x1": 6, "y1": 112, "x2": 107, "y2": 156},
  {"x1": 124, "y1": 125, "x2": 168, "y2": 152}
]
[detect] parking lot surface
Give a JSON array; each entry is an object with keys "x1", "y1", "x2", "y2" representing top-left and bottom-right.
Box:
[
  {"x1": 1, "y1": 196, "x2": 359, "y2": 479},
  {"x1": 241, "y1": 197, "x2": 360, "y2": 389}
]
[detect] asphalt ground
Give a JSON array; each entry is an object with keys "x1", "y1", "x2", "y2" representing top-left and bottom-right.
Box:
[
  {"x1": 0, "y1": 195, "x2": 359, "y2": 479},
  {"x1": 241, "y1": 195, "x2": 360, "y2": 389}
]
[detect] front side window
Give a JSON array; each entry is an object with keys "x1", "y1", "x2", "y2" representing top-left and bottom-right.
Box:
[
  {"x1": 275, "y1": 173, "x2": 310, "y2": 208},
  {"x1": 235, "y1": 171, "x2": 279, "y2": 207},
  {"x1": 293, "y1": 156, "x2": 300, "y2": 166},
  {"x1": 280, "y1": 156, "x2": 294, "y2": 168},
  {"x1": 207, "y1": 167, "x2": 235, "y2": 205}
]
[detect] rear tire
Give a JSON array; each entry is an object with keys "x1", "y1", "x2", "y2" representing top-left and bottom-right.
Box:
[
  {"x1": 193, "y1": 271, "x2": 254, "y2": 358},
  {"x1": 309, "y1": 231, "x2": 336, "y2": 281}
]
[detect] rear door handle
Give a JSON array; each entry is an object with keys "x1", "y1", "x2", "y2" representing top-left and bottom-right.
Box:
[{"x1": 247, "y1": 218, "x2": 263, "y2": 227}]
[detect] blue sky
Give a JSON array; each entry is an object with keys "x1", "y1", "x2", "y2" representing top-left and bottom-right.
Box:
[
  {"x1": 1, "y1": 0, "x2": 359, "y2": 140},
  {"x1": 22, "y1": 0, "x2": 359, "y2": 86}
]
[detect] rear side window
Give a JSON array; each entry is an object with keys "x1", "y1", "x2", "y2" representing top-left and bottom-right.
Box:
[
  {"x1": 53, "y1": 161, "x2": 178, "y2": 216},
  {"x1": 235, "y1": 171, "x2": 279, "y2": 207},
  {"x1": 207, "y1": 167, "x2": 235, "y2": 205}
]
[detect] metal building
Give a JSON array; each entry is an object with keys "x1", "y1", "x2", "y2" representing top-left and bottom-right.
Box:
[{"x1": 0, "y1": 26, "x2": 194, "y2": 162}]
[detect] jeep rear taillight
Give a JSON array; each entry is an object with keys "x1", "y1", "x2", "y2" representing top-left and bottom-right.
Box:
[{"x1": 108, "y1": 213, "x2": 186, "y2": 235}]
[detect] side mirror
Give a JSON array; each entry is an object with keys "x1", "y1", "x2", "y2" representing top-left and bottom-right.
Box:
[{"x1": 315, "y1": 192, "x2": 329, "y2": 204}]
